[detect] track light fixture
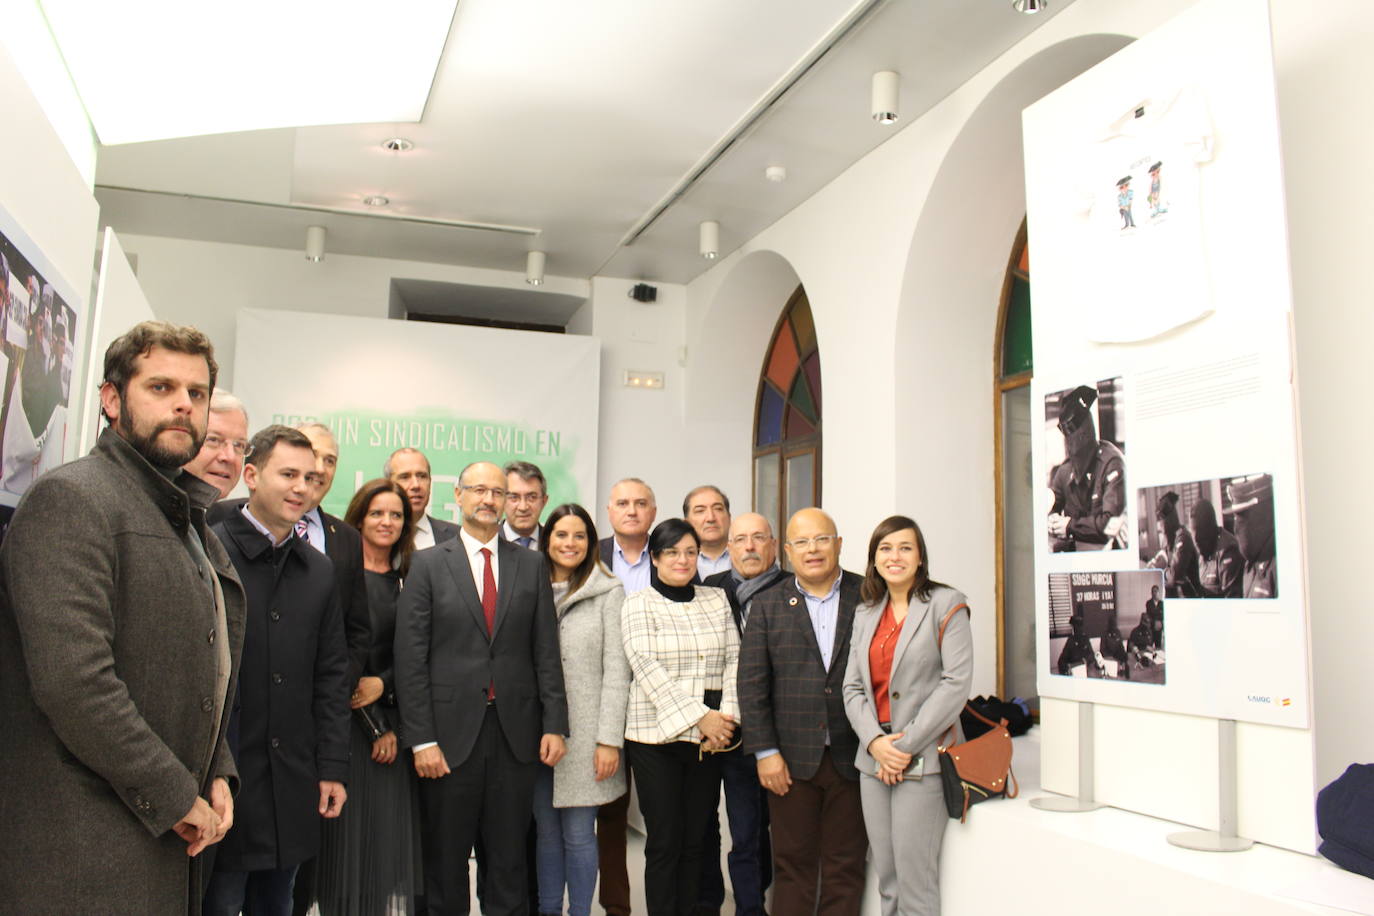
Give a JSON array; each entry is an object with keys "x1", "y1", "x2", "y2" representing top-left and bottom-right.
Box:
[
  {"x1": 526, "y1": 250, "x2": 546, "y2": 286},
  {"x1": 699, "y1": 220, "x2": 719, "y2": 260},
  {"x1": 305, "y1": 225, "x2": 326, "y2": 262},
  {"x1": 871, "y1": 71, "x2": 899, "y2": 125},
  {"x1": 1012, "y1": 0, "x2": 1046, "y2": 13}
]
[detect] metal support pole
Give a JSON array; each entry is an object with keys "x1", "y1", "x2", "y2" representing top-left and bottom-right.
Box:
[
  {"x1": 1031, "y1": 701, "x2": 1104, "y2": 813},
  {"x1": 1167, "y1": 718, "x2": 1254, "y2": 852}
]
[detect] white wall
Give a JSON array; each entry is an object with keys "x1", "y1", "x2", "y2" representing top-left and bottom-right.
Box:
[
  {"x1": 116, "y1": 233, "x2": 588, "y2": 390},
  {"x1": 0, "y1": 42, "x2": 99, "y2": 463},
  {"x1": 1273, "y1": 0, "x2": 1374, "y2": 792},
  {"x1": 577, "y1": 275, "x2": 691, "y2": 532},
  {"x1": 678, "y1": 0, "x2": 1367, "y2": 856}
]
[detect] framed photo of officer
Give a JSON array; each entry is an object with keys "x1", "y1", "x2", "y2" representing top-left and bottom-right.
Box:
[{"x1": 1044, "y1": 377, "x2": 1128, "y2": 553}]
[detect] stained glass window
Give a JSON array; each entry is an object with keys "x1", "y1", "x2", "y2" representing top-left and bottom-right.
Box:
[{"x1": 754, "y1": 288, "x2": 821, "y2": 543}]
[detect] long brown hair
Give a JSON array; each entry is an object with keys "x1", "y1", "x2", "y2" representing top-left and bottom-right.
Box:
[
  {"x1": 540, "y1": 503, "x2": 607, "y2": 595},
  {"x1": 859, "y1": 514, "x2": 947, "y2": 605},
  {"x1": 344, "y1": 478, "x2": 417, "y2": 576}
]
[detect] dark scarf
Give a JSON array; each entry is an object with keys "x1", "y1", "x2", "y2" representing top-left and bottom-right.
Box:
[
  {"x1": 734, "y1": 562, "x2": 786, "y2": 608},
  {"x1": 650, "y1": 566, "x2": 695, "y2": 603}
]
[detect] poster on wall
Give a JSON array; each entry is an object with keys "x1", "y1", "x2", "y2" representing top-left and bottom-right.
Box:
[
  {"x1": 1138, "y1": 474, "x2": 1276, "y2": 600},
  {"x1": 1047, "y1": 570, "x2": 1165, "y2": 684},
  {"x1": 232, "y1": 309, "x2": 600, "y2": 522},
  {"x1": 0, "y1": 203, "x2": 83, "y2": 539},
  {"x1": 1044, "y1": 377, "x2": 1127, "y2": 553},
  {"x1": 1023, "y1": 0, "x2": 1310, "y2": 727}
]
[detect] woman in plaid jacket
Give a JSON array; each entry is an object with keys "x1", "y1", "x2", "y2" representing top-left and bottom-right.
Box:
[{"x1": 621, "y1": 518, "x2": 739, "y2": 916}]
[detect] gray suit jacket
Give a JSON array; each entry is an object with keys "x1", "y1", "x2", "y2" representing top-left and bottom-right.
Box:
[
  {"x1": 843, "y1": 585, "x2": 973, "y2": 775},
  {"x1": 395, "y1": 535, "x2": 568, "y2": 765},
  {"x1": 429, "y1": 514, "x2": 461, "y2": 545},
  {"x1": 0, "y1": 429, "x2": 246, "y2": 915}
]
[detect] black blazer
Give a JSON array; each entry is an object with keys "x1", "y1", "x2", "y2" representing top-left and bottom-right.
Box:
[
  {"x1": 738, "y1": 570, "x2": 864, "y2": 781},
  {"x1": 395, "y1": 535, "x2": 568, "y2": 766},
  {"x1": 212, "y1": 511, "x2": 350, "y2": 872},
  {"x1": 210, "y1": 499, "x2": 370, "y2": 686},
  {"x1": 702, "y1": 567, "x2": 787, "y2": 634},
  {"x1": 598, "y1": 536, "x2": 614, "y2": 567},
  {"x1": 428, "y1": 514, "x2": 462, "y2": 545}
]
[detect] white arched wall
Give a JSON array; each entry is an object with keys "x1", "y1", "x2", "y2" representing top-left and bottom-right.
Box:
[
  {"x1": 684, "y1": 249, "x2": 805, "y2": 518},
  {"x1": 892, "y1": 34, "x2": 1133, "y2": 698}
]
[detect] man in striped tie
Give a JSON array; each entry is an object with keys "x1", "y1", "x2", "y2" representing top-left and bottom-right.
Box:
[{"x1": 502, "y1": 461, "x2": 549, "y2": 550}]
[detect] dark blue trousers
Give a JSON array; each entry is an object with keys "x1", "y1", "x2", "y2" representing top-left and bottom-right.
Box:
[{"x1": 698, "y1": 746, "x2": 772, "y2": 915}]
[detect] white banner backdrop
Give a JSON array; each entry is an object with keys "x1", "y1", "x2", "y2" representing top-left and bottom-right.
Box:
[
  {"x1": 1023, "y1": 0, "x2": 1310, "y2": 727},
  {"x1": 232, "y1": 309, "x2": 599, "y2": 522}
]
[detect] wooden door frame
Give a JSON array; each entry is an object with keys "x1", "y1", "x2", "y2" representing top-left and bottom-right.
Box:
[{"x1": 993, "y1": 219, "x2": 1031, "y2": 698}]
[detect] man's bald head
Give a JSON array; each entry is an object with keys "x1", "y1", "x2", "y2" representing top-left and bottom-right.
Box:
[
  {"x1": 727, "y1": 512, "x2": 776, "y2": 578},
  {"x1": 784, "y1": 508, "x2": 841, "y2": 591}
]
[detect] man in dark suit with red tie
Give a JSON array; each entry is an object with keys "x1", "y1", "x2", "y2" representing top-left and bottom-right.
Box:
[{"x1": 396, "y1": 461, "x2": 568, "y2": 916}]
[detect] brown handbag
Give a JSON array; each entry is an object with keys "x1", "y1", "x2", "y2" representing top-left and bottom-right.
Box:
[{"x1": 934, "y1": 604, "x2": 1019, "y2": 822}]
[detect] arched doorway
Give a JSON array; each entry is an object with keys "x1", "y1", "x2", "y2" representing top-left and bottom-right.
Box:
[{"x1": 753, "y1": 286, "x2": 821, "y2": 543}]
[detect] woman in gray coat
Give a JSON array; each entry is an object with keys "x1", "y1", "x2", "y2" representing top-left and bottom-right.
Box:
[
  {"x1": 534, "y1": 503, "x2": 630, "y2": 916},
  {"x1": 843, "y1": 515, "x2": 973, "y2": 916}
]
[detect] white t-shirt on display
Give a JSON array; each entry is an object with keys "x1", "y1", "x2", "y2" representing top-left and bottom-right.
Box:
[{"x1": 1070, "y1": 87, "x2": 1215, "y2": 343}]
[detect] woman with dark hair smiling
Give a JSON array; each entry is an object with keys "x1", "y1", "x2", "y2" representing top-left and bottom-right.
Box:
[
  {"x1": 315, "y1": 479, "x2": 420, "y2": 915},
  {"x1": 843, "y1": 515, "x2": 973, "y2": 916},
  {"x1": 532, "y1": 503, "x2": 630, "y2": 916},
  {"x1": 621, "y1": 517, "x2": 739, "y2": 916}
]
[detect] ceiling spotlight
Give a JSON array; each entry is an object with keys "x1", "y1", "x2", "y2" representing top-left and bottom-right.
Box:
[
  {"x1": 304, "y1": 225, "x2": 326, "y2": 262},
  {"x1": 699, "y1": 220, "x2": 719, "y2": 260},
  {"x1": 381, "y1": 137, "x2": 414, "y2": 152},
  {"x1": 526, "y1": 250, "x2": 546, "y2": 286},
  {"x1": 362, "y1": 194, "x2": 390, "y2": 207},
  {"x1": 1012, "y1": 0, "x2": 1046, "y2": 12},
  {"x1": 871, "y1": 71, "x2": 899, "y2": 125},
  {"x1": 764, "y1": 165, "x2": 787, "y2": 183}
]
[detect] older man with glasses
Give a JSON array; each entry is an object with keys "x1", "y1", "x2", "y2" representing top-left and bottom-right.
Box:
[
  {"x1": 698, "y1": 513, "x2": 787, "y2": 916},
  {"x1": 183, "y1": 389, "x2": 251, "y2": 500},
  {"x1": 738, "y1": 508, "x2": 868, "y2": 916}
]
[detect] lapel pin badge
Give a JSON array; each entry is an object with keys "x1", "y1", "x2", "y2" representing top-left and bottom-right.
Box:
[{"x1": 788, "y1": 596, "x2": 799, "y2": 607}]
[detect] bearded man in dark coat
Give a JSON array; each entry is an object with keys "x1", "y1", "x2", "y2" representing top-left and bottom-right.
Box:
[{"x1": 0, "y1": 321, "x2": 245, "y2": 915}]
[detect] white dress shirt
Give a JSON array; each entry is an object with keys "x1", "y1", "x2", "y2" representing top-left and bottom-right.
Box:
[
  {"x1": 503, "y1": 520, "x2": 540, "y2": 549},
  {"x1": 459, "y1": 527, "x2": 501, "y2": 601},
  {"x1": 696, "y1": 548, "x2": 733, "y2": 579},
  {"x1": 413, "y1": 526, "x2": 501, "y2": 754},
  {"x1": 412, "y1": 514, "x2": 436, "y2": 551}
]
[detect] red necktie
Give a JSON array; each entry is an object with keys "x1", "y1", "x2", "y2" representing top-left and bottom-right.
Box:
[{"x1": 480, "y1": 547, "x2": 497, "y2": 699}]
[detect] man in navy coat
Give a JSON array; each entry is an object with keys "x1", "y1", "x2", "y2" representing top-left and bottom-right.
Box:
[{"x1": 205, "y1": 425, "x2": 350, "y2": 916}]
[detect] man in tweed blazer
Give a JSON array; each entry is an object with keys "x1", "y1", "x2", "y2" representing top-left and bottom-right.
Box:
[
  {"x1": 0, "y1": 322, "x2": 245, "y2": 915},
  {"x1": 738, "y1": 507, "x2": 867, "y2": 916}
]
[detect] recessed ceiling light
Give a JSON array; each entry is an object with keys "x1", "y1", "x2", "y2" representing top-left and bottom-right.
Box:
[
  {"x1": 765, "y1": 165, "x2": 787, "y2": 183},
  {"x1": 381, "y1": 137, "x2": 414, "y2": 152},
  {"x1": 362, "y1": 195, "x2": 390, "y2": 207},
  {"x1": 1012, "y1": 0, "x2": 1046, "y2": 12},
  {"x1": 41, "y1": 0, "x2": 459, "y2": 145}
]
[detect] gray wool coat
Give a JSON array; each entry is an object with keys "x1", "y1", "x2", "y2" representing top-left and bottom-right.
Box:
[
  {"x1": 0, "y1": 428, "x2": 246, "y2": 915},
  {"x1": 550, "y1": 564, "x2": 630, "y2": 808}
]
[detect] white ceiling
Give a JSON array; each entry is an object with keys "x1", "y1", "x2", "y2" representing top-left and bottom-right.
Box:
[{"x1": 92, "y1": 0, "x2": 1074, "y2": 291}]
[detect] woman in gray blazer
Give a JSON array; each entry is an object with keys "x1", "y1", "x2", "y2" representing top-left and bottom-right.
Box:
[
  {"x1": 843, "y1": 515, "x2": 973, "y2": 916},
  {"x1": 534, "y1": 503, "x2": 631, "y2": 916}
]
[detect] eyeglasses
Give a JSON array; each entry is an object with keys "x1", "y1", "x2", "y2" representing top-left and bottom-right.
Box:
[
  {"x1": 204, "y1": 433, "x2": 250, "y2": 457},
  {"x1": 729, "y1": 533, "x2": 773, "y2": 546},
  {"x1": 660, "y1": 548, "x2": 699, "y2": 561},
  {"x1": 461, "y1": 485, "x2": 507, "y2": 500},
  {"x1": 787, "y1": 535, "x2": 836, "y2": 551},
  {"x1": 506, "y1": 493, "x2": 545, "y2": 505}
]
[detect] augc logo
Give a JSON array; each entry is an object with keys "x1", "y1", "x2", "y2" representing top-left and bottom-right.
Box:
[{"x1": 1246, "y1": 695, "x2": 1293, "y2": 707}]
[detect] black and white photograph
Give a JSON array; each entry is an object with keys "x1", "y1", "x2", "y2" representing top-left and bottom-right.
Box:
[
  {"x1": 1137, "y1": 473, "x2": 1276, "y2": 599},
  {"x1": 1044, "y1": 376, "x2": 1127, "y2": 553},
  {"x1": 1048, "y1": 570, "x2": 1165, "y2": 684},
  {"x1": 0, "y1": 218, "x2": 80, "y2": 506}
]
